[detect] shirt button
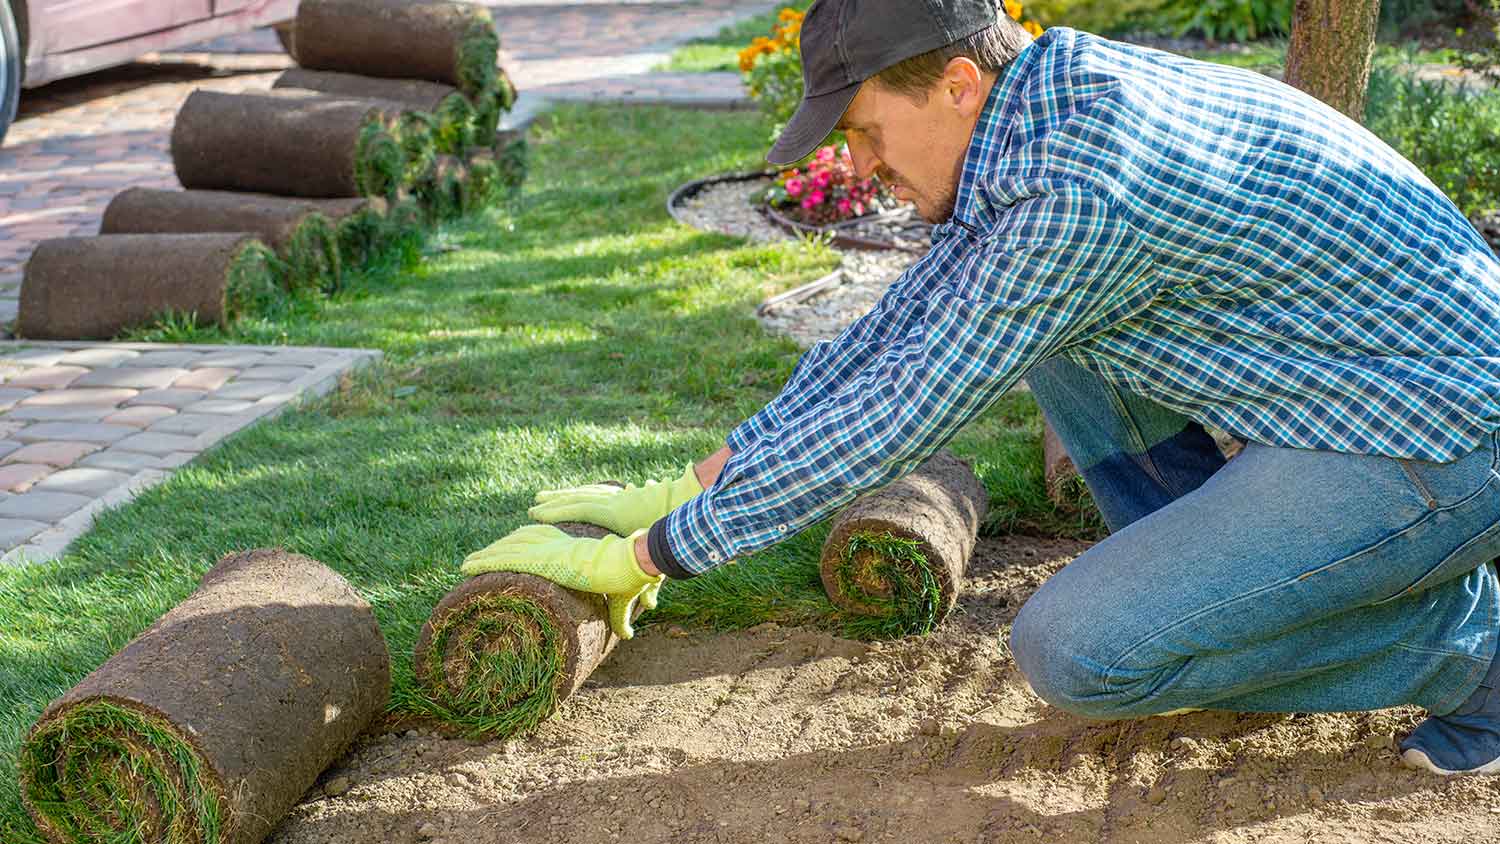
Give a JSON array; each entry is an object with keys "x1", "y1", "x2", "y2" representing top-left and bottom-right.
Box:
[
  {"x1": 777, "y1": 524, "x2": 788, "y2": 533},
  {"x1": 709, "y1": 552, "x2": 721, "y2": 562}
]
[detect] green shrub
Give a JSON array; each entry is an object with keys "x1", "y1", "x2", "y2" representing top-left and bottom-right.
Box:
[
  {"x1": 1158, "y1": 0, "x2": 1293, "y2": 41},
  {"x1": 1365, "y1": 59, "x2": 1500, "y2": 218},
  {"x1": 1023, "y1": 0, "x2": 1164, "y2": 35},
  {"x1": 1457, "y1": 0, "x2": 1500, "y2": 84}
]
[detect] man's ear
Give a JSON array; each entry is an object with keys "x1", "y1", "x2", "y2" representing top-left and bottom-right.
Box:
[{"x1": 942, "y1": 56, "x2": 984, "y2": 116}]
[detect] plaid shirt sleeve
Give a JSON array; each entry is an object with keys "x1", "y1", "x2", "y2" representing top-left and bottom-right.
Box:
[{"x1": 652, "y1": 180, "x2": 1157, "y2": 577}]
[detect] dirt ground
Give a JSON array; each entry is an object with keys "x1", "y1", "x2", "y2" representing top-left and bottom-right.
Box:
[{"x1": 270, "y1": 535, "x2": 1500, "y2": 844}]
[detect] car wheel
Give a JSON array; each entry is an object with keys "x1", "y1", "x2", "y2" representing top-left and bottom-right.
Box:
[{"x1": 0, "y1": 0, "x2": 19, "y2": 147}]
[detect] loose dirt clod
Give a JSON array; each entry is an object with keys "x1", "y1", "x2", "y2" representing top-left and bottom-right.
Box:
[
  {"x1": 101, "y1": 188, "x2": 343, "y2": 294},
  {"x1": 414, "y1": 523, "x2": 635, "y2": 738},
  {"x1": 18, "y1": 233, "x2": 279, "y2": 339},
  {"x1": 19, "y1": 549, "x2": 390, "y2": 844},
  {"x1": 293, "y1": 0, "x2": 501, "y2": 98},
  {"x1": 820, "y1": 451, "x2": 988, "y2": 637},
  {"x1": 172, "y1": 90, "x2": 409, "y2": 199}
]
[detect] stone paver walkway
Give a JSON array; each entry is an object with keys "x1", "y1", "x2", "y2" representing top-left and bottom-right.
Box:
[{"x1": 0, "y1": 341, "x2": 378, "y2": 565}]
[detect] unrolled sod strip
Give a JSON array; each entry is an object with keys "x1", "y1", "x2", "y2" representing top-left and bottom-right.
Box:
[
  {"x1": 415, "y1": 521, "x2": 638, "y2": 737},
  {"x1": 294, "y1": 0, "x2": 500, "y2": 98},
  {"x1": 18, "y1": 234, "x2": 280, "y2": 340},
  {"x1": 820, "y1": 451, "x2": 989, "y2": 636},
  {"x1": 19, "y1": 549, "x2": 390, "y2": 844},
  {"x1": 172, "y1": 90, "x2": 407, "y2": 199},
  {"x1": 101, "y1": 188, "x2": 342, "y2": 294},
  {"x1": 274, "y1": 68, "x2": 479, "y2": 155}
]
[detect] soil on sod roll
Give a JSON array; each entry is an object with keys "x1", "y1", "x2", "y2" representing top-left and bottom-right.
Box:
[
  {"x1": 172, "y1": 90, "x2": 407, "y2": 199},
  {"x1": 294, "y1": 0, "x2": 500, "y2": 98},
  {"x1": 414, "y1": 522, "x2": 638, "y2": 738},
  {"x1": 100, "y1": 188, "x2": 342, "y2": 294},
  {"x1": 274, "y1": 68, "x2": 479, "y2": 155},
  {"x1": 819, "y1": 451, "x2": 989, "y2": 637},
  {"x1": 18, "y1": 234, "x2": 279, "y2": 340},
  {"x1": 18, "y1": 549, "x2": 390, "y2": 844}
]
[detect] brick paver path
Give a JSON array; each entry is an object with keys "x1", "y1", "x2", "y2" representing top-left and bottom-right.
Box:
[
  {"x1": 0, "y1": 341, "x2": 378, "y2": 565},
  {"x1": 0, "y1": 0, "x2": 773, "y2": 314}
]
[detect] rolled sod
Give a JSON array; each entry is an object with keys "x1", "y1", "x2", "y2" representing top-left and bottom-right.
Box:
[
  {"x1": 467, "y1": 128, "x2": 529, "y2": 198},
  {"x1": 819, "y1": 451, "x2": 989, "y2": 637},
  {"x1": 274, "y1": 68, "x2": 479, "y2": 155},
  {"x1": 470, "y1": 66, "x2": 516, "y2": 148},
  {"x1": 415, "y1": 522, "x2": 635, "y2": 737},
  {"x1": 172, "y1": 90, "x2": 407, "y2": 199},
  {"x1": 417, "y1": 154, "x2": 469, "y2": 220},
  {"x1": 18, "y1": 234, "x2": 280, "y2": 340},
  {"x1": 294, "y1": 0, "x2": 500, "y2": 98},
  {"x1": 100, "y1": 188, "x2": 342, "y2": 294},
  {"x1": 19, "y1": 549, "x2": 390, "y2": 844}
]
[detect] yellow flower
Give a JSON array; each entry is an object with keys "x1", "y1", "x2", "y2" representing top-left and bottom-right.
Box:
[
  {"x1": 778, "y1": 7, "x2": 803, "y2": 22},
  {"x1": 1005, "y1": 0, "x2": 1024, "y2": 21},
  {"x1": 1024, "y1": 19, "x2": 1044, "y2": 37}
]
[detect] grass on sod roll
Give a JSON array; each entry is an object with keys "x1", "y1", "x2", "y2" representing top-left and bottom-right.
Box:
[
  {"x1": 831, "y1": 532, "x2": 942, "y2": 639},
  {"x1": 354, "y1": 119, "x2": 408, "y2": 200},
  {"x1": 435, "y1": 94, "x2": 480, "y2": 155},
  {"x1": 457, "y1": 21, "x2": 501, "y2": 98},
  {"x1": 0, "y1": 104, "x2": 1099, "y2": 838},
  {"x1": 417, "y1": 592, "x2": 566, "y2": 737},
  {"x1": 281, "y1": 212, "x2": 343, "y2": 295},
  {"x1": 20, "y1": 700, "x2": 225, "y2": 844}
]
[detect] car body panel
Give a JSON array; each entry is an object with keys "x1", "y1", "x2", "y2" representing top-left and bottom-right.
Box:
[{"x1": 19, "y1": 0, "x2": 298, "y2": 87}]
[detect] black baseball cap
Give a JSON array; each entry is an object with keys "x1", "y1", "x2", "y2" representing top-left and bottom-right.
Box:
[{"x1": 767, "y1": 0, "x2": 1001, "y2": 165}]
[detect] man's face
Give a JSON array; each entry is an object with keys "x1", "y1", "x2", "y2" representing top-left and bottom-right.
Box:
[{"x1": 836, "y1": 68, "x2": 989, "y2": 224}]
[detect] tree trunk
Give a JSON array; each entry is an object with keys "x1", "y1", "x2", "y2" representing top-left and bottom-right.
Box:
[{"x1": 1283, "y1": 0, "x2": 1382, "y2": 120}]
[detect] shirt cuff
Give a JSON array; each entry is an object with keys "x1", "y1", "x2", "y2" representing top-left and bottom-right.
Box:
[{"x1": 646, "y1": 518, "x2": 694, "y2": 579}]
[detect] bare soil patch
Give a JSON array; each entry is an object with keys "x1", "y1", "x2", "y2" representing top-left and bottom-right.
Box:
[{"x1": 270, "y1": 535, "x2": 1500, "y2": 844}]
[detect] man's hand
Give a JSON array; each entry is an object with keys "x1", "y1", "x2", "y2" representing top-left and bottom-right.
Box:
[
  {"x1": 528, "y1": 464, "x2": 703, "y2": 536},
  {"x1": 461, "y1": 525, "x2": 665, "y2": 639}
]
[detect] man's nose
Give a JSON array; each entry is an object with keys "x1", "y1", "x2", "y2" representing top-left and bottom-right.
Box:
[{"x1": 846, "y1": 135, "x2": 879, "y2": 181}]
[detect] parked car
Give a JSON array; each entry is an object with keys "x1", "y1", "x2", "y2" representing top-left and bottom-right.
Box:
[{"x1": 0, "y1": 0, "x2": 299, "y2": 145}]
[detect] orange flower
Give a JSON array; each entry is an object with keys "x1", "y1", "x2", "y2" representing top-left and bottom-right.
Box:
[
  {"x1": 1005, "y1": 0, "x2": 1024, "y2": 21},
  {"x1": 778, "y1": 7, "x2": 803, "y2": 22},
  {"x1": 1024, "y1": 19, "x2": 1043, "y2": 37}
]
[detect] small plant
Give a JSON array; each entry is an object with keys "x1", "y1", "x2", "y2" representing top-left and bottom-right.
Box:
[
  {"x1": 762, "y1": 143, "x2": 892, "y2": 225},
  {"x1": 1158, "y1": 0, "x2": 1293, "y2": 41},
  {"x1": 1457, "y1": 0, "x2": 1500, "y2": 84}
]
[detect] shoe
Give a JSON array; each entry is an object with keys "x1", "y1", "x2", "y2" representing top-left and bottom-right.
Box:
[{"x1": 1400, "y1": 645, "x2": 1500, "y2": 775}]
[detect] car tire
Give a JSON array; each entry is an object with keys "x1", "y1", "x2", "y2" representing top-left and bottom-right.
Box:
[
  {"x1": 273, "y1": 21, "x2": 297, "y2": 63},
  {"x1": 0, "y1": 0, "x2": 19, "y2": 148}
]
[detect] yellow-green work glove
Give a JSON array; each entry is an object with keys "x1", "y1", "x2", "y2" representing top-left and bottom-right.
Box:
[
  {"x1": 528, "y1": 464, "x2": 702, "y2": 536},
  {"x1": 461, "y1": 524, "x2": 665, "y2": 640}
]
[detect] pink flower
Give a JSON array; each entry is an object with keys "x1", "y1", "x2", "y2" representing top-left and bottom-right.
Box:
[
  {"x1": 837, "y1": 198, "x2": 852, "y2": 215},
  {"x1": 853, "y1": 200, "x2": 866, "y2": 215},
  {"x1": 785, "y1": 177, "x2": 805, "y2": 198},
  {"x1": 808, "y1": 189, "x2": 826, "y2": 206},
  {"x1": 801, "y1": 194, "x2": 817, "y2": 210},
  {"x1": 812, "y1": 170, "x2": 832, "y2": 189},
  {"x1": 817, "y1": 146, "x2": 836, "y2": 162}
]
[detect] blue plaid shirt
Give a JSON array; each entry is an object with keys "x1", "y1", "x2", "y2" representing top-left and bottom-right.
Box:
[{"x1": 649, "y1": 27, "x2": 1500, "y2": 578}]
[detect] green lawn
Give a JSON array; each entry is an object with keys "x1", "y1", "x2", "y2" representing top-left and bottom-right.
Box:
[
  {"x1": 657, "y1": 1, "x2": 814, "y2": 72},
  {"x1": 0, "y1": 103, "x2": 1090, "y2": 840}
]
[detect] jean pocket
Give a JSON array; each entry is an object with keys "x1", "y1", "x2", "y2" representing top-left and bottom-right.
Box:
[
  {"x1": 1372, "y1": 517, "x2": 1500, "y2": 606},
  {"x1": 1392, "y1": 430, "x2": 1500, "y2": 512}
]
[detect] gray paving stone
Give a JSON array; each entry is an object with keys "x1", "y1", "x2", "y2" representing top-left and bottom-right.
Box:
[
  {"x1": 112, "y1": 432, "x2": 199, "y2": 456},
  {"x1": 0, "y1": 441, "x2": 20, "y2": 461},
  {"x1": 0, "y1": 349, "x2": 65, "y2": 367},
  {"x1": 15, "y1": 422, "x2": 138, "y2": 444},
  {"x1": 237, "y1": 365, "x2": 314, "y2": 382},
  {"x1": 0, "y1": 518, "x2": 47, "y2": 547},
  {"x1": 256, "y1": 350, "x2": 340, "y2": 367},
  {"x1": 146, "y1": 413, "x2": 227, "y2": 436},
  {"x1": 34, "y1": 468, "x2": 130, "y2": 497},
  {"x1": 8, "y1": 405, "x2": 113, "y2": 422},
  {"x1": 57, "y1": 348, "x2": 141, "y2": 368},
  {"x1": 126, "y1": 389, "x2": 211, "y2": 409},
  {"x1": 72, "y1": 367, "x2": 187, "y2": 390},
  {"x1": 78, "y1": 450, "x2": 170, "y2": 473},
  {"x1": 0, "y1": 491, "x2": 91, "y2": 521},
  {"x1": 123, "y1": 350, "x2": 209, "y2": 368},
  {"x1": 0, "y1": 387, "x2": 36, "y2": 410},
  {"x1": 213, "y1": 380, "x2": 290, "y2": 401},
  {"x1": 191, "y1": 399, "x2": 256, "y2": 415},
  {"x1": 193, "y1": 351, "x2": 272, "y2": 369}
]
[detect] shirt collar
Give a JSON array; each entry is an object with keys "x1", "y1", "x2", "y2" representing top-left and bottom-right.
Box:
[{"x1": 933, "y1": 31, "x2": 1051, "y2": 240}]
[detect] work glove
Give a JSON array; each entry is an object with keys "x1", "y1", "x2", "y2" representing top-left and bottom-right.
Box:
[
  {"x1": 461, "y1": 524, "x2": 665, "y2": 640},
  {"x1": 528, "y1": 464, "x2": 702, "y2": 536}
]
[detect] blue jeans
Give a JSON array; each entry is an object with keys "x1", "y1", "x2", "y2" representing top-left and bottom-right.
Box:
[{"x1": 1012, "y1": 355, "x2": 1500, "y2": 718}]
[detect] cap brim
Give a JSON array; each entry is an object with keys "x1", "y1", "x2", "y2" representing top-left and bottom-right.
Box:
[{"x1": 766, "y1": 83, "x2": 860, "y2": 166}]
